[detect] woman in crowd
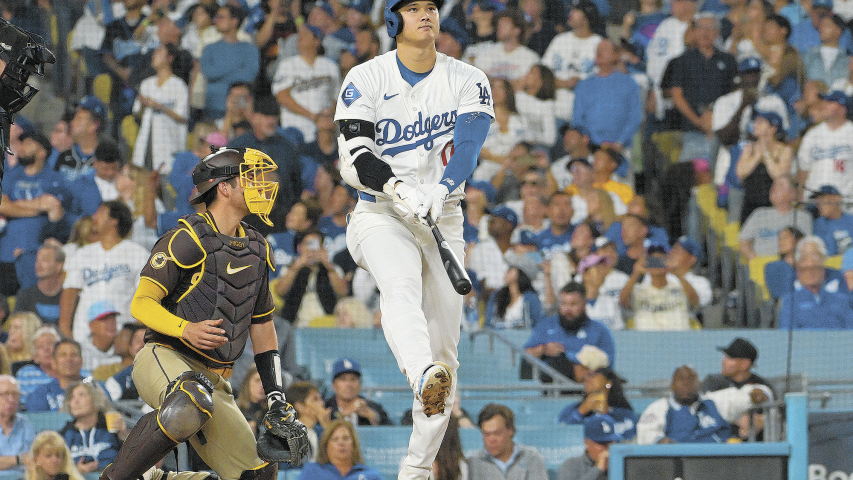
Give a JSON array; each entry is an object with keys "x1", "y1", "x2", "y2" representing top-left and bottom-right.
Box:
[
  {"x1": 236, "y1": 365, "x2": 268, "y2": 438},
  {"x1": 25, "y1": 431, "x2": 84, "y2": 480},
  {"x1": 431, "y1": 416, "x2": 467, "y2": 480},
  {"x1": 6, "y1": 312, "x2": 41, "y2": 375},
  {"x1": 298, "y1": 419, "x2": 382, "y2": 480},
  {"x1": 476, "y1": 77, "x2": 526, "y2": 181},
  {"x1": 131, "y1": 42, "x2": 189, "y2": 174},
  {"x1": 558, "y1": 368, "x2": 638, "y2": 440},
  {"x1": 735, "y1": 110, "x2": 793, "y2": 224},
  {"x1": 485, "y1": 262, "x2": 542, "y2": 329},
  {"x1": 516, "y1": 64, "x2": 557, "y2": 148},
  {"x1": 59, "y1": 381, "x2": 126, "y2": 474}
]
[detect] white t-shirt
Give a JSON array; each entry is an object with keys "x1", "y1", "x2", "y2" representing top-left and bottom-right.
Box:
[
  {"x1": 472, "y1": 42, "x2": 540, "y2": 81},
  {"x1": 541, "y1": 32, "x2": 602, "y2": 82},
  {"x1": 515, "y1": 91, "x2": 557, "y2": 147},
  {"x1": 63, "y1": 239, "x2": 150, "y2": 343},
  {"x1": 132, "y1": 75, "x2": 189, "y2": 174},
  {"x1": 798, "y1": 121, "x2": 853, "y2": 196},
  {"x1": 482, "y1": 113, "x2": 527, "y2": 158},
  {"x1": 272, "y1": 54, "x2": 341, "y2": 143}
]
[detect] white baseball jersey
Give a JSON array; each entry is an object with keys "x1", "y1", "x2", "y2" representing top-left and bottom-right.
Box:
[
  {"x1": 471, "y1": 42, "x2": 540, "y2": 81},
  {"x1": 63, "y1": 239, "x2": 150, "y2": 343},
  {"x1": 541, "y1": 32, "x2": 602, "y2": 82},
  {"x1": 798, "y1": 120, "x2": 853, "y2": 196},
  {"x1": 272, "y1": 54, "x2": 341, "y2": 143},
  {"x1": 645, "y1": 17, "x2": 689, "y2": 88},
  {"x1": 335, "y1": 51, "x2": 494, "y2": 192}
]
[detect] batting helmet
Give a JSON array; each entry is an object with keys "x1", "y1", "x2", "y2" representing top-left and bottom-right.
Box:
[
  {"x1": 385, "y1": 0, "x2": 444, "y2": 38},
  {"x1": 189, "y1": 147, "x2": 279, "y2": 226}
]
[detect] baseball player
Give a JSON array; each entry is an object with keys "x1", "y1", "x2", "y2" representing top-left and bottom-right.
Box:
[
  {"x1": 99, "y1": 148, "x2": 308, "y2": 480},
  {"x1": 334, "y1": 1, "x2": 494, "y2": 478}
]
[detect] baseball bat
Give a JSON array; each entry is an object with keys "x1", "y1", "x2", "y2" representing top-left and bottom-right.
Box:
[{"x1": 425, "y1": 214, "x2": 472, "y2": 295}]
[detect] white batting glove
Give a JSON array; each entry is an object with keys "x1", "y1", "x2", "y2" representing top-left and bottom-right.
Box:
[
  {"x1": 417, "y1": 184, "x2": 450, "y2": 222},
  {"x1": 384, "y1": 179, "x2": 424, "y2": 224}
]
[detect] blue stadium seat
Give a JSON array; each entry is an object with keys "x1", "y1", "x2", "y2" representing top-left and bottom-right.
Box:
[{"x1": 23, "y1": 411, "x2": 72, "y2": 433}]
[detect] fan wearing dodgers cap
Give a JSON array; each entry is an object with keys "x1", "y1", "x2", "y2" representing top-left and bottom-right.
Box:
[
  {"x1": 665, "y1": 236, "x2": 713, "y2": 312},
  {"x1": 325, "y1": 358, "x2": 393, "y2": 426},
  {"x1": 711, "y1": 57, "x2": 790, "y2": 146},
  {"x1": 797, "y1": 90, "x2": 853, "y2": 202},
  {"x1": 812, "y1": 184, "x2": 853, "y2": 255},
  {"x1": 557, "y1": 413, "x2": 623, "y2": 480},
  {"x1": 334, "y1": 0, "x2": 494, "y2": 476}
]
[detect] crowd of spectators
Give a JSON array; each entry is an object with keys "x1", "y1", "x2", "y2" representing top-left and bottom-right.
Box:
[{"x1": 1, "y1": 0, "x2": 853, "y2": 477}]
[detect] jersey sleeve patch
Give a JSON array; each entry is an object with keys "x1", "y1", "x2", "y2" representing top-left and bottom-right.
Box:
[{"x1": 342, "y1": 82, "x2": 362, "y2": 107}]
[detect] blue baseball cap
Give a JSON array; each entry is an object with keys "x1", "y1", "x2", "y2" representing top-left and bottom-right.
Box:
[
  {"x1": 88, "y1": 300, "x2": 120, "y2": 322},
  {"x1": 584, "y1": 414, "x2": 623, "y2": 444},
  {"x1": 440, "y1": 17, "x2": 470, "y2": 52},
  {"x1": 488, "y1": 205, "x2": 518, "y2": 228},
  {"x1": 821, "y1": 90, "x2": 852, "y2": 111},
  {"x1": 738, "y1": 57, "x2": 761, "y2": 73},
  {"x1": 753, "y1": 110, "x2": 784, "y2": 131},
  {"x1": 78, "y1": 95, "x2": 107, "y2": 123},
  {"x1": 469, "y1": 0, "x2": 505, "y2": 14},
  {"x1": 348, "y1": 0, "x2": 372, "y2": 15},
  {"x1": 811, "y1": 184, "x2": 842, "y2": 198},
  {"x1": 646, "y1": 240, "x2": 669, "y2": 255},
  {"x1": 813, "y1": 0, "x2": 834, "y2": 9},
  {"x1": 333, "y1": 358, "x2": 361, "y2": 379},
  {"x1": 674, "y1": 236, "x2": 702, "y2": 261},
  {"x1": 466, "y1": 180, "x2": 496, "y2": 204}
]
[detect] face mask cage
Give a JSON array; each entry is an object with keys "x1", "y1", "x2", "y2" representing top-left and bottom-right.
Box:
[{"x1": 239, "y1": 148, "x2": 279, "y2": 226}]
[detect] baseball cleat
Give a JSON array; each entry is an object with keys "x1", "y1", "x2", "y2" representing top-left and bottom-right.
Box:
[{"x1": 417, "y1": 361, "x2": 452, "y2": 417}]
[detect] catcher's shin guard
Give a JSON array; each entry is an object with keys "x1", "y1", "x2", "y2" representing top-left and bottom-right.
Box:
[
  {"x1": 238, "y1": 462, "x2": 277, "y2": 480},
  {"x1": 100, "y1": 410, "x2": 178, "y2": 480}
]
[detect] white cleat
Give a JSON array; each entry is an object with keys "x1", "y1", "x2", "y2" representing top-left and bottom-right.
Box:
[{"x1": 416, "y1": 362, "x2": 452, "y2": 417}]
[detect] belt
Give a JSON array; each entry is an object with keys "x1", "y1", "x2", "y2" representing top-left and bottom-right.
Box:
[
  {"x1": 359, "y1": 191, "x2": 376, "y2": 202},
  {"x1": 209, "y1": 364, "x2": 233, "y2": 379}
]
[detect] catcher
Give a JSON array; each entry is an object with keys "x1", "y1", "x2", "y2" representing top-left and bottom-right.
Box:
[{"x1": 99, "y1": 147, "x2": 308, "y2": 480}]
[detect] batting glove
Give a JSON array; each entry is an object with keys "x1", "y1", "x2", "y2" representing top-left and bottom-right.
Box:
[
  {"x1": 417, "y1": 184, "x2": 450, "y2": 222},
  {"x1": 384, "y1": 179, "x2": 424, "y2": 224}
]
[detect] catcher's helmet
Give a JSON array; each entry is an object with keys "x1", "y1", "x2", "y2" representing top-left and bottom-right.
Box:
[
  {"x1": 189, "y1": 147, "x2": 279, "y2": 226},
  {"x1": 385, "y1": 0, "x2": 444, "y2": 38}
]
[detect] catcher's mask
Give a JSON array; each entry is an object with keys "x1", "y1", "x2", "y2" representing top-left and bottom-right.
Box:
[
  {"x1": 190, "y1": 147, "x2": 279, "y2": 226},
  {"x1": 0, "y1": 21, "x2": 55, "y2": 117}
]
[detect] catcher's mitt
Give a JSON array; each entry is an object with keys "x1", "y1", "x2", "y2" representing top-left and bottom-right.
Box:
[{"x1": 257, "y1": 402, "x2": 309, "y2": 466}]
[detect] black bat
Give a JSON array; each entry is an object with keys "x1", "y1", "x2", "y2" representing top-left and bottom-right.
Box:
[{"x1": 425, "y1": 214, "x2": 472, "y2": 295}]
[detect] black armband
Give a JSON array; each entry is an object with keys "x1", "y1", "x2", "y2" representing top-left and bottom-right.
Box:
[
  {"x1": 339, "y1": 119, "x2": 396, "y2": 191},
  {"x1": 255, "y1": 349, "x2": 284, "y2": 402}
]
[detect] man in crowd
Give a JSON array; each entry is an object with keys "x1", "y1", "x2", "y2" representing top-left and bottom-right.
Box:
[
  {"x1": 0, "y1": 131, "x2": 69, "y2": 295},
  {"x1": 812, "y1": 185, "x2": 853, "y2": 255},
  {"x1": 701, "y1": 338, "x2": 776, "y2": 440},
  {"x1": 54, "y1": 96, "x2": 107, "y2": 183},
  {"x1": 797, "y1": 91, "x2": 853, "y2": 199},
  {"x1": 67, "y1": 139, "x2": 125, "y2": 227},
  {"x1": 59, "y1": 201, "x2": 148, "y2": 342},
  {"x1": 469, "y1": 403, "x2": 548, "y2": 480},
  {"x1": 79, "y1": 300, "x2": 120, "y2": 372},
  {"x1": 25, "y1": 339, "x2": 88, "y2": 412},
  {"x1": 14, "y1": 243, "x2": 65, "y2": 325},
  {"x1": 16, "y1": 327, "x2": 60, "y2": 402},
  {"x1": 636, "y1": 365, "x2": 730, "y2": 444},
  {"x1": 557, "y1": 414, "x2": 622, "y2": 480},
  {"x1": 779, "y1": 240, "x2": 853, "y2": 328},
  {"x1": 324, "y1": 358, "x2": 392, "y2": 426},
  {"x1": 740, "y1": 176, "x2": 812, "y2": 261},
  {"x1": 286, "y1": 381, "x2": 332, "y2": 464},
  {"x1": 0, "y1": 376, "x2": 33, "y2": 479},
  {"x1": 525, "y1": 282, "x2": 615, "y2": 381}
]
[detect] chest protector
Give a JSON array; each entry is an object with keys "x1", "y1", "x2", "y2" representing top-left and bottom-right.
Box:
[{"x1": 157, "y1": 214, "x2": 271, "y2": 366}]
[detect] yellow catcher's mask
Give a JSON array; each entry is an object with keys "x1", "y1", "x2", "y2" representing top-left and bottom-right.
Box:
[
  {"x1": 240, "y1": 148, "x2": 279, "y2": 226},
  {"x1": 189, "y1": 147, "x2": 279, "y2": 226}
]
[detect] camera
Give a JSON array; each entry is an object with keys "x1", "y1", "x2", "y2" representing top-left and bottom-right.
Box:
[{"x1": 645, "y1": 256, "x2": 666, "y2": 269}]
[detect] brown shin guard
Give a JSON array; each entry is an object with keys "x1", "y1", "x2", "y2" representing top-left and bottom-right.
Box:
[{"x1": 100, "y1": 410, "x2": 179, "y2": 480}]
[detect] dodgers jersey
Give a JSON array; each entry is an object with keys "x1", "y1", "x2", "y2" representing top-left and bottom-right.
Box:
[{"x1": 335, "y1": 51, "x2": 495, "y2": 195}]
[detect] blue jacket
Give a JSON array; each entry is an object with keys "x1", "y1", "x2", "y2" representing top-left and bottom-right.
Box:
[
  {"x1": 297, "y1": 462, "x2": 383, "y2": 480},
  {"x1": 814, "y1": 214, "x2": 853, "y2": 255},
  {"x1": 778, "y1": 279, "x2": 853, "y2": 329},
  {"x1": 59, "y1": 413, "x2": 120, "y2": 468},
  {"x1": 765, "y1": 262, "x2": 845, "y2": 300},
  {"x1": 665, "y1": 398, "x2": 730, "y2": 443},
  {"x1": 573, "y1": 72, "x2": 643, "y2": 147},
  {"x1": 67, "y1": 172, "x2": 103, "y2": 228},
  {"x1": 0, "y1": 415, "x2": 34, "y2": 479},
  {"x1": 523, "y1": 315, "x2": 616, "y2": 366},
  {"x1": 558, "y1": 404, "x2": 638, "y2": 440}
]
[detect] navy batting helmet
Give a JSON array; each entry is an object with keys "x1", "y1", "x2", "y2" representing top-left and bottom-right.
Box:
[{"x1": 385, "y1": 0, "x2": 444, "y2": 38}]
